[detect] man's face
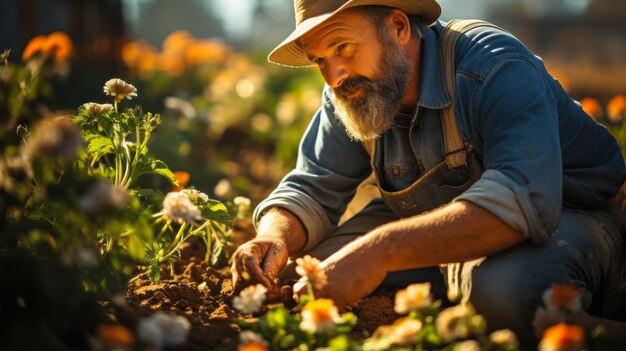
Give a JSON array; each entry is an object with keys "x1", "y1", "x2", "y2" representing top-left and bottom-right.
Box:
[{"x1": 300, "y1": 9, "x2": 412, "y2": 141}]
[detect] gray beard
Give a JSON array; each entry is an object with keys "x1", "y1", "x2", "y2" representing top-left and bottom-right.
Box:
[{"x1": 331, "y1": 37, "x2": 412, "y2": 141}]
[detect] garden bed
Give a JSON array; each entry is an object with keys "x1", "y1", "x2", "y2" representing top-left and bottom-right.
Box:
[{"x1": 105, "y1": 235, "x2": 401, "y2": 350}]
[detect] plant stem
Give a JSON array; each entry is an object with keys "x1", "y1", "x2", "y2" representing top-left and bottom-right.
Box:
[
  {"x1": 159, "y1": 223, "x2": 187, "y2": 261},
  {"x1": 121, "y1": 140, "x2": 132, "y2": 188},
  {"x1": 204, "y1": 225, "x2": 213, "y2": 262},
  {"x1": 307, "y1": 282, "x2": 315, "y2": 300}
]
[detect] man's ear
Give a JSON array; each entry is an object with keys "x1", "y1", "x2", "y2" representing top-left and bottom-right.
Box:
[{"x1": 386, "y1": 9, "x2": 411, "y2": 45}]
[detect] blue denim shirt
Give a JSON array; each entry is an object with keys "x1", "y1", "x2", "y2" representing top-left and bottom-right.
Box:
[{"x1": 254, "y1": 21, "x2": 625, "y2": 251}]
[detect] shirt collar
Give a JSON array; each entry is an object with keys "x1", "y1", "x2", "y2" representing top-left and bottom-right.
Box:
[{"x1": 418, "y1": 21, "x2": 452, "y2": 110}]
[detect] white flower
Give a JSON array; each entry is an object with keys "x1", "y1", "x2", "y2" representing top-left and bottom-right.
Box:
[
  {"x1": 233, "y1": 196, "x2": 251, "y2": 219},
  {"x1": 80, "y1": 180, "x2": 130, "y2": 214},
  {"x1": 394, "y1": 282, "x2": 433, "y2": 314},
  {"x1": 372, "y1": 317, "x2": 423, "y2": 346},
  {"x1": 436, "y1": 304, "x2": 470, "y2": 343},
  {"x1": 490, "y1": 329, "x2": 518, "y2": 347},
  {"x1": 233, "y1": 196, "x2": 251, "y2": 207},
  {"x1": 162, "y1": 191, "x2": 203, "y2": 225},
  {"x1": 453, "y1": 340, "x2": 481, "y2": 351},
  {"x1": 239, "y1": 330, "x2": 268, "y2": 347},
  {"x1": 82, "y1": 102, "x2": 113, "y2": 117},
  {"x1": 213, "y1": 178, "x2": 232, "y2": 198},
  {"x1": 542, "y1": 284, "x2": 582, "y2": 312},
  {"x1": 233, "y1": 284, "x2": 267, "y2": 314},
  {"x1": 137, "y1": 312, "x2": 191, "y2": 348},
  {"x1": 103, "y1": 78, "x2": 137, "y2": 102},
  {"x1": 295, "y1": 255, "x2": 327, "y2": 290},
  {"x1": 181, "y1": 188, "x2": 209, "y2": 203},
  {"x1": 24, "y1": 116, "x2": 83, "y2": 160},
  {"x1": 299, "y1": 298, "x2": 342, "y2": 334}
]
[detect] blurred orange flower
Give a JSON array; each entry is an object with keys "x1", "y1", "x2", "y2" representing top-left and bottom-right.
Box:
[
  {"x1": 239, "y1": 342, "x2": 269, "y2": 351},
  {"x1": 185, "y1": 40, "x2": 228, "y2": 65},
  {"x1": 158, "y1": 53, "x2": 185, "y2": 77},
  {"x1": 579, "y1": 98, "x2": 601, "y2": 120},
  {"x1": 96, "y1": 323, "x2": 135, "y2": 347},
  {"x1": 172, "y1": 171, "x2": 190, "y2": 192},
  {"x1": 137, "y1": 51, "x2": 158, "y2": 77},
  {"x1": 543, "y1": 283, "x2": 581, "y2": 312},
  {"x1": 22, "y1": 32, "x2": 73, "y2": 62},
  {"x1": 550, "y1": 70, "x2": 570, "y2": 92},
  {"x1": 163, "y1": 30, "x2": 193, "y2": 54},
  {"x1": 45, "y1": 32, "x2": 73, "y2": 61},
  {"x1": 22, "y1": 35, "x2": 47, "y2": 61},
  {"x1": 607, "y1": 95, "x2": 626, "y2": 123},
  {"x1": 300, "y1": 298, "x2": 341, "y2": 333},
  {"x1": 539, "y1": 323, "x2": 585, "y2": 351}
]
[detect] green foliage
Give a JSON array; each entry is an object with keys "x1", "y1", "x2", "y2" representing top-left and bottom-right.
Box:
[
  {"x1": 0, "y1": 63, "x2": 236, "y2": 346},
  {"x1": 237, "y1": 306, "x2": 310, "y2": 350}
]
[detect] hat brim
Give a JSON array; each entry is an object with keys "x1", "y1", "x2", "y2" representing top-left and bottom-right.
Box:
[{"x1": 268, "y1": 0, "x2": 441, "y2": 67}]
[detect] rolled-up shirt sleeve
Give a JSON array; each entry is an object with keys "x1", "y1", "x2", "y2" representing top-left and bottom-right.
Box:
[
  {"x1": 454, "y1": 58, "x2": 562, "y2": 244},
  {"x1": 253, "y1": 86, "x2": 372, "y2": 253}
]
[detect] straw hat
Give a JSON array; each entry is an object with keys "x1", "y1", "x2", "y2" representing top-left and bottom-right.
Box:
[{"x1": 268, "y1": 0, "x2": 441, "y2": 67}]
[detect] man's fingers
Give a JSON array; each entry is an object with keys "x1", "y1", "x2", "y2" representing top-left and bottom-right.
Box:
[
  {"x1": 231, "y1": 260, "x2": 240, "y2": 293},
  {"x1": 261, "y1": 244, "x2": 288, "y2": 282},
  {"x1": 243, "y1": 253, "x2": 272, "y2": 288}
]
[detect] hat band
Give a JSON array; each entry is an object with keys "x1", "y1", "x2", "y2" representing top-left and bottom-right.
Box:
[{"x1": 295, "y1": 0, "x2": 349, "y2": 24}]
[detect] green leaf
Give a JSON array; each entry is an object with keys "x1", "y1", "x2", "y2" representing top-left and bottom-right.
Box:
[
  {"x1": 148, "y1": 262, "x2": 161, "y2": 282},
  {"x1": 133, "y1": 158, "x2": 176, "y2": 185},
  {"x1": 85, "y1": 134, "x2": 114, "y2": 156},
  {"x1": 210, "y1": 241, "x2": 229, "y2": 267},
  {"x1": 199, "y1": 199, "x2": 233, "y2": 226},
  {"x1": 150, "y1": 160, "x2": 176, "y2": 184},
  {"x1": 127, "y1": 231, "x2": 147, "y2": 260},
  {"x1": 328, "y1": 335, "x2": 351, "y2": 351}
]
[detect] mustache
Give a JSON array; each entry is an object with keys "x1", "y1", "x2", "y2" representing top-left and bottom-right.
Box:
[{"x1": 333, "y1": 76, "x2": 374, "y2": 99}]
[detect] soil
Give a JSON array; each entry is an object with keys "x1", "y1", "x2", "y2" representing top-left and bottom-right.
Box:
[{"x1": 103, "y1": 224, "x2": 400, "y2": 350}]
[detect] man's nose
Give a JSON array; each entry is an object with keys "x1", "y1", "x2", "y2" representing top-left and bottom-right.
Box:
[{"x1": 322, "y1": 61, "x2": 349, "y2": 89}]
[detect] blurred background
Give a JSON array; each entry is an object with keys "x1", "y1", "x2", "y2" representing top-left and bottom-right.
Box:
[{"x1": 1, "y1": 0, "x2": 625, "y2": 204}]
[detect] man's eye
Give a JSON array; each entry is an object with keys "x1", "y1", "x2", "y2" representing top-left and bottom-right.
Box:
[
  {"x1": 314, "y1": 57, "x2": 325, "y2": 65},
  {"x1": 337, "y1": 43, "x2": 350, "y2": 52}
]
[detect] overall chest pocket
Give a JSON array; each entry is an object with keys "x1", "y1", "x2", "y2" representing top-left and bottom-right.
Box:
[
  {"x1": 437, "y1": 152, "x2": 484, "y2": 202},
  {"x1": 383, "y1": 163, "x2": 421, "y2": 191}
]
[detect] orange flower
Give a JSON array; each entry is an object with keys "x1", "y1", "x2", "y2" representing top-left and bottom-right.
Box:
[
  {"x1": 539, "y1": 323, "x2": 585, "y2": 351},
  {"x1": 543, "y1": 284, "x2": 581, "y2": 312},
  {"x1": 172, "y1": 171, "x2": 190, "y2": 192},
  {"x1": 96, "y1": 323, "x2": 135, "y2": 347},
  {"x1": 580, "y1": 98, "x2": 601, "y2": 120},
  {"x1": 121, "y1": 41, "x2": 153, "y2": 69},
  {"x1": 158, "y1": 53, "x2": 185, "y2": 77},
  {"x1": 607, "y1": 95, "x2": 626, "y2": 123},
  {"x1": 22, "y1": 32, "x2": 73, "y2": 62},
  {"x1": 22, "y1": 35, "x2": 47, "y2": 61},
  {"x1": 239, "y1": 342, "x2": 269, "y2": 351},
  {"x1": 550, "y1": 70, "x2": 570, "y2": 92},
  {"x1": 300, "y1": 298, "x2": 341, "y2": 333},
  {"x1": 185, "y1": 40, "x2": 228, "y2": 65},
  {"x1": 163, "y1": 30, "x2": 193, "y2": 54},
  {"x1": 137, "y1": 51, "x2": 158, "y2": 76},
  {"x1": 44, "y1": 32, "x2": 73, "y2": 61}
]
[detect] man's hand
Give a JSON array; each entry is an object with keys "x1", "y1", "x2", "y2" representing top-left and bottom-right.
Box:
[
  {"x1": 293, "y1": 244, "x2": 387, "y2": 309},
  {"x1": 231, "y1": 237, "x2": 288, "y2": 296},
  {"x1": 230, "y1": 207, "x2": 308, "y2": 302}
]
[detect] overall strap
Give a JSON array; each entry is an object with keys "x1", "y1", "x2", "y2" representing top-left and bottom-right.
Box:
[
  {"x1": 439, "y1": 19, "x2": 502, "y2": 169},
  {"x1": 439, "y1": 20, "x2": 504, "y2": 302}
]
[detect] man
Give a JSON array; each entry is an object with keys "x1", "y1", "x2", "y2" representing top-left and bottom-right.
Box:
[{"x1": 231, "y1": 0, "x2": 626, "y2": 343}]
